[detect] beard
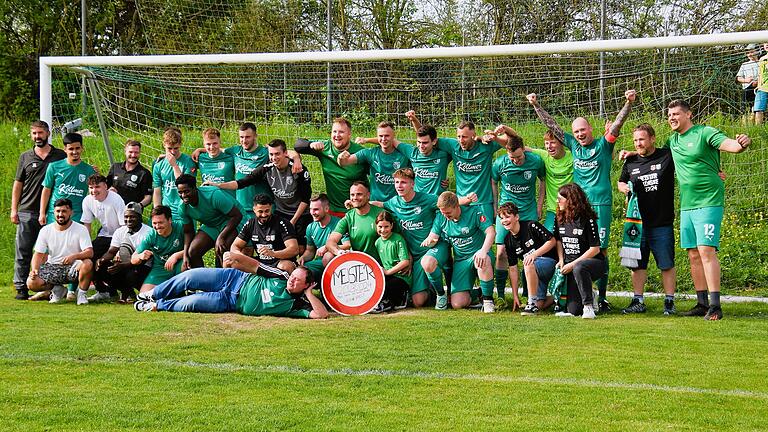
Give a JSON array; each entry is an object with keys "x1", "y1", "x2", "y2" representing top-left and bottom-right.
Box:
[
  {"x1": 55, "y1": 217, "x2": 70, "y2": 226},
  {"x1": 35, "y1": 140, "x2": 46, "y2": 147}
]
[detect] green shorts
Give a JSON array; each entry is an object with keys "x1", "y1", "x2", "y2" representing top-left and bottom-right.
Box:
[
  {"x1": 680, "y1": 206, "x2": 723, "y2": 249},
  {"x1": 198, "y1": 218, "x2": 247, "y2": 242},
  {"x1": 303, "y1": 258, "x2": 325, "y2": 281},
  {"x1": 471, "y1": 203, "x2": 495, "y2": 222},
  {"x1": 495, "y1": 215, "x2": 508, "y2": 244},
  {"x1": 143, "y1": 261, "x2": 183, "y2": 286},
  {"x1": 592, "y1": 204, "x2": 611, "y2": 249},
  {"x1": 543, "y1": 211, "x2": 556, "y2": 232},
  {"x1": 451, "y1": 251, "x2": 493, "y2": 293},
  {"x1": 412, "y1": 240, "x2": 451, "y2": 294}
]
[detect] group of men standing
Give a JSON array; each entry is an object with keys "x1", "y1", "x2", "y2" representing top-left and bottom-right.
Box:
[{"x1": 11, "y1": 90, "x2": 751, "y2": 320}]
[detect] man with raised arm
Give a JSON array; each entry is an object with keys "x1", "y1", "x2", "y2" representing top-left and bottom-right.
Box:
[
  {"x1": 325, "y1": 182, "x2": 384, "y2": 262},
  {"x1": 665, "y1": 99, "x2": 751, "y2": 320},
  {"x1": 231, "y1": 194, "x2": 300, "y2": 273},
  {"x1": 39, "y1": 132, "x2": 96, "y2": 226},
  {"x1": 133, "y1": 262, "x2": 328, "y2": 319},
  {"x1": 196, "y1": 128, "x2": 235, "y2": 198},
  {"x1": 27, "y1": 198, "x2": 94, "y2": 305},
  {"x1": 175, "y1": 174, "x2": 246, "y2": 269},
  {"x1": 389, "y1": 124, "x2": 452, "y2": 195},
  {"x1": 422, "y1": 191, "x2": 496, "y2": 313},
  {"x1": 207, "y1": 139, "x2": 312, "y2": 254},
  {"x1": 297, "y1": 194, "x2": 350, "y2": 282},
  {"x1": 338, "y1": 121, "x2": 411, "y2": 202},
  {"x1": 294, "y1": 117, "x2": 367, "y2": 216},
  {"x1": 617, "y1": 124, "x2": 677, "y2": 316},
  {"x1": 488, "y1": 128, "x2": 545, "y2": 303},
  {"x1": 107, "y1": 139, "x2": 152, "y2": 207},
  {"x1": 11, "y1": 120, "x2": 66, "y2": 300},
  {"x1": 370, "y1": 168, "x2": 451, "y2": 309},
  {"x1": 406, "y1": 111, "x2": 500, "y2": 220},
  {"x1": 152, "y1": 127, "x2": 196, "y2": 220},
  {"x1": 527, "y1": 90, "x2": 637, "y2": 313}
]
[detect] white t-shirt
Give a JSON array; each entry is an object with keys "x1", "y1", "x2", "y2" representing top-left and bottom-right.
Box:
[
  {"x1": 81, "y1": 190, "x2": 126, "y2": 237},
  {"x1": 34, "y1": 222, "x2": 93, "y2": 265},
  {"x1": 109, "y1": 223, "x2": 151, "y2": 249}
]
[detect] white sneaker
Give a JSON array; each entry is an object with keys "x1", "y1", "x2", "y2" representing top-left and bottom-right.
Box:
[
  {"x1": 49, "y1": 285, "x2": 67, "y2": 303},
  {"x1": 482, "y1": 299, "x2": 495, "y2": 314},
  {"x1": 582, "y1": 304, "x2": 596, "y2": 319},
  {"x1": 66, "y1": 291, "x2": 76, "y2": 301},
  {"x1": 76, "y1": 289, "x2": 89, "y2": 305},
  {"x1": 87, "y1": 291, "x2": 113, "y2": 302},
  {"x1": 555, "y1": 311, "x2": 574, "y2": 317}
]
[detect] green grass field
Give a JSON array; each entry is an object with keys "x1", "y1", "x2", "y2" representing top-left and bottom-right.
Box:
[
  {"x1": 1, "y1": 118, "x2": 767, "y2": 430},
  {"x1": 2, "y1": 295, "x2": 767, "y2": 430}
]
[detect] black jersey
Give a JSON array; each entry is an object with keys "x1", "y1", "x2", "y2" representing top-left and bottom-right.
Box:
[
  {"x1": 618, "y1": 148, "x2": 675, "y2": 228},
  {"x1": 15, "y1": 146, "x2": 66, "y2": 213},
  {"x1": 555, "y1": 218, "x2": 602, "y2": 264},
  {"x1": 107, "y1": 161, "x2": 153, "y2": 204},
  {"x1": 504, "y1": 220, "x2": 558, "y2": 266},
  {"x1": 237, "y1": 215, "x2": 297, "y2": 266}
]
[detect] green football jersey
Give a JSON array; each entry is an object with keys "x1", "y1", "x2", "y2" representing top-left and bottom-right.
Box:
[
  {"x1": 136, "y1": 221, "x2": 185, "y2": 269},
  {"x1": 301, "y1": 140, "x2": 367, "y2": 213},
  {"x1": 492, "y1": 151, "x2": 545, "y2": 221},
  {"x1": 42, "y1": 159, "x2": 96, "y2": 223},
  {"x1": 178, "y1": 186, "x2": 246, "y2": 230},
  {"x1": 436, "y1": 138, "x2": 501, "y2": 205},
  {"x1": 236, "y1": 275, "x2": 310, "y2": 318},
  {"x1": 383, "y1": 192, "x2": 439, "y2": 257},
  {"x1": 667, "y1": 125, "x2": 728, "y2": 210},
  {"x1": 375, "y1": 233, "x2": 412, "y2": 284},
  {"x1": 306, "y1": 215, "x2": 343, "y2": 250},
  {"x1": 563, "y1": 134, "x2": 615, "y2": 206},
  {"x1": 394, "y1": 142, "x2": 451, "y2": 195},
  {"x1": 530, "y1": 148, "x2": 574, "y2": 213},
  {"x1": 225, "y1": 145, "x2": 271, "y2": 212},
  {"x1": 333, "y1": 205, "x2": 384, "y2": 261},
  {"x1": 354, "y1": 146, "x2": 411, "y2": 201},
  {"x1": 197, "y1": 152, "x2": 235, "y2": 198},
  {"x1": 431, "y1": 205, "x2": 492, "y2": 260},
  {"x1": 152, "y1": 154, "x2": 196, "y2": 217}
]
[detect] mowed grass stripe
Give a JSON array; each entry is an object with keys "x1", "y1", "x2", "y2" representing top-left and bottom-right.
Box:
[{"x1": 2, "y1": 353, "x2": 767, "y2": 400}]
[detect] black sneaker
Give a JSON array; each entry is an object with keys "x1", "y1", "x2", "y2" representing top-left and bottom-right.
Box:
[
  {"x1": 369, "y1": 299, "x2": 392, "y2": 314},
  {"x1": 597, "y1": 299, "x2": 612, "y2": 314},
  {"x1": 704, "y1": 305, "x2": 723, "y2": 321},
  {"x1": 520, "y1": 303, "x2": 539, "y2": 316},
  {"x1": 681, "y1": 303, "x2": 708, "y2": 317},
  {"x1": 134, "y1": 300, "x2": 156, "y2": 312},
  {"x1": 663, "y1": 299, "x2": 676, "y2": 315},
  {"x1": 15, "y1": 289, "x2": 29, "y2": 300},
  {"x1": 622, "y1": 299, "x2": 646, "y2": 314}
]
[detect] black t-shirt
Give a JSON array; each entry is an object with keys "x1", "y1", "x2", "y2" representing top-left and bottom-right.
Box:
[
  {"x1": 237, "y1": 215, "x2": 297, "y2": 266},
  {"x1": 237, "y1": 161, "x2": 311, "y2": 220},
  {"x1": 107, "y1": 161, "x2": 153, "y2": 204},
  {"x1": 554, "y1": 218, "x2": 602, "y2": 264},
  {"x1": 504, "y1": 220, "x2": 558, "y2": 266},
  {"x1": 618, "y1": 148, "x2": 675, "y2": 228},
  {"x1": 15, "y1": 146, "x2": 67, "y2": 213}
]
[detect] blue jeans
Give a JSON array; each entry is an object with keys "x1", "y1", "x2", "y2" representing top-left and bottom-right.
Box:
[
  {"x1": 155, "y1": 268, "x2": 249, "y2": 313},
  {"x1": 531, "y1": 257, "x2": 557, "y2": 301}
]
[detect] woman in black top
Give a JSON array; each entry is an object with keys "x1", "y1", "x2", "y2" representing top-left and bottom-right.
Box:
[{"x1": 554, "y1": 184, "x2": 605, "y2": 319}]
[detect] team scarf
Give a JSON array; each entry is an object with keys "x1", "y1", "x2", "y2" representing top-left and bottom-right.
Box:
[
  {"x1": 548, "y1": 268, "x2": 567, "y2": 311},
  {"x1": 619, "y1": 182, "x2": 643, "y2": 268}
]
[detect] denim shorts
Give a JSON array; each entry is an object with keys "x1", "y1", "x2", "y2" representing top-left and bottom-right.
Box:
[
  {"x1": 754, "y1": 90, "x2": 767, "y2": 112},
  {"x1": 632, "y1": 225, "x2": 675, "y2": 270}
]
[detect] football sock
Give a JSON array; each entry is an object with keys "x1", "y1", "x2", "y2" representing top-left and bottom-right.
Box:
[
  {"x1": 709, "y1": 291, "x2": 721, "y2": 307},
  {"x1": 494, "y1": 269, "x2": 507, "y2": 298},
  {"x1": 427, "y1": 268, "x2": 445, "y2": 296}
]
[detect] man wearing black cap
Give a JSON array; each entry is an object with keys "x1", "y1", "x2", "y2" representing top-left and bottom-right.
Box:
[{"x1": 94, "y1": 202, "x2": 152, "y2": 302}]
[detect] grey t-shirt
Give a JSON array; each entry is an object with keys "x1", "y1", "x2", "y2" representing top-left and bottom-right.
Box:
[{"x1": 237, "y1": 161, "x2": 311, "y2": 219}]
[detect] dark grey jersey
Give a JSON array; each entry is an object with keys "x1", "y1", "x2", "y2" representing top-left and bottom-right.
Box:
[{"x1": 237, "y1": 161, "x2": 311, "y2": 219}]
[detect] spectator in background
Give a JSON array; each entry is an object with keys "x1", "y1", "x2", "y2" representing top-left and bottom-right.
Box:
[
  {"x1": 107, "y1": 139, "x2": 152, "y2": 207},
  {"x1": 755, "y1": 42, "x2": 768, "y2": 125}
]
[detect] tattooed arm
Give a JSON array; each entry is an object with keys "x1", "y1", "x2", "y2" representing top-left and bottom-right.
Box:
[
  {"x1": 607, "y1": 90, "x2": 637, "y2": 138},
  {"x1": 526, "y1": 93, "x2": 566, "y2": 145}
]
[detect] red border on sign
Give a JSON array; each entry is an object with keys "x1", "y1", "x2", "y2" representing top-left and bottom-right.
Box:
[{"x1": 321, "y1": 252, "x2": 385, "y2": 316}]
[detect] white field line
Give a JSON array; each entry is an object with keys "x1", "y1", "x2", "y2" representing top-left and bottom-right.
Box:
[{"x1": 3, "y1": 353, "x2": 767, "y2": 400}]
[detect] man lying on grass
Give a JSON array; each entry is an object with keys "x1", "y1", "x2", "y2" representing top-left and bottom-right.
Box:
[{"x1": 134, "y1": 253, "x2": 328, "y2": 319}]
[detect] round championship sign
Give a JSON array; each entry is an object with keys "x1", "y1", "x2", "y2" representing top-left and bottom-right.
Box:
[{"x1": 321, "y1": 251, "x2": 385, "y2": 316}]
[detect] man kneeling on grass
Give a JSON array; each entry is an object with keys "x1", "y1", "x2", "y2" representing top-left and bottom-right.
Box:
[{"x1": 133, "y1": 253, "x2": 328, "y2": 319}]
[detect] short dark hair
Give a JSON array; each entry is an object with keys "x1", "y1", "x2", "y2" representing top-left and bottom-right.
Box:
[
  {"x1": 416, "y1": 125, "x2": 437, "y2": 140},
  {"x1": 507, "y1": 134, "x2": 524, "y2": 151},
  {"x1": 239, "y1": 122, "x2": 257, "y2": 133},
  {"x1": 63, "y1": 133, "x2": 83, "y2": 146},
  {"x1": 667, "y1": 99, "x2": 691, "y2": 112},
  {"x1": 632, "y1": 123, "x2": 656, "y2": 137},
  {"x1": 296, "y1": 265, "x2": 315, "y2": 286},
  {"x1": 253, "y1": 193, "x2": 273, "y2": 206},
  {"x1": 375, "y1": 210, "x2": 396, "y2": 225},
  {"x1": 125, "y1": 139, "x2": 141, "y2": 148},
  {"x1": 87, "y1": 174, "x2": 107, "y2": 186},
  {"x1": 350, "y1": 181, "x2": 369, "y2": 191},
  {"x1": 267, "y1": 139, "x2": 287, "y2": 152},
  {"x1": 310, "y1": 193, "x2": 330, "y2": 206},
  {"x1": 151, "y1": 205, "x2": 172, "y2": 219},
  {"x1": 31, "y1": 120, "x2": 50, "y2": 131},
  {"x1": 53, "y1": 198, "x2": 73, "y2": 209},
  {"x1": 174, "y1": 173, "x2": 197, "y2": 188},
  {"x1": 497, "y1": 202, "x2": 520, "y2": 216}
]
